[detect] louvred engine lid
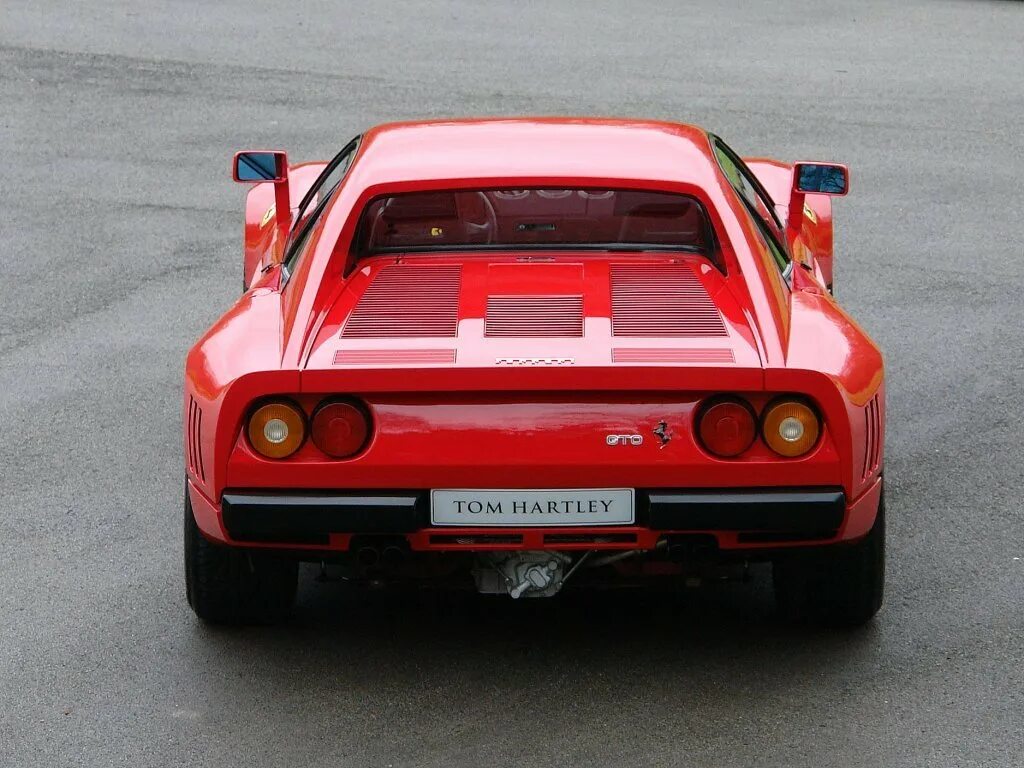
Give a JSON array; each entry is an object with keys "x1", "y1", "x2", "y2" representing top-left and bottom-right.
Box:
[{"x1": 301, "y1": 256, "x2": 762, "y2": 372}]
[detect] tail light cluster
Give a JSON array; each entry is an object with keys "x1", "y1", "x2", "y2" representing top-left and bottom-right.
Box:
[
  {"x1": 696, "y1": 395, "x2": 821, "y2": 459},
  {"x1": 246, "y1": 398, "x2": 372, "y2": 460}
]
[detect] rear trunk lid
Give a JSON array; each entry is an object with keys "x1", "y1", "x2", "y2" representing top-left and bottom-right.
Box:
[{"x1": 302, "y1": 254, "x2": 764, "y2": 390}]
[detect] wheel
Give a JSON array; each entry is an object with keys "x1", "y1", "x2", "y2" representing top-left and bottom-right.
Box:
[
  {"x1": 184, "y1": 488, "x2": 298, "y2": 625},
  {"x1": 773, "y1": 491, "x2": 885, "y2": 627}
]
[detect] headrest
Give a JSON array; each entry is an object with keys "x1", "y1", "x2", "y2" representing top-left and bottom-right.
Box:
[
  {"x1": 380, "y1": 193, "x2": 459, "y2": 221},
  {"x1": 619, "y1": 203, "x2": 695, "y2": 218}
]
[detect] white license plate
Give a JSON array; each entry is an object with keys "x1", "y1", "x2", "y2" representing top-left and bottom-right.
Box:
[{"x1": 430, "y1": 489, "x2": 635, "y2": 527}]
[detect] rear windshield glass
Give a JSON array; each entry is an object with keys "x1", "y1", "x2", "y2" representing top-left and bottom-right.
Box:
[{"x1": 356, "y1": 188, "x2": 711, "y2": 253}]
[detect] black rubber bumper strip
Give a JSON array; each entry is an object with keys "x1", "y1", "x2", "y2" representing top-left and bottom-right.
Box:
[
  {"x1": 645, "y1": 488, "x2": 845, "y2": 534},
  {"x1": 222, "y1": 491, "x2": 424, "y2": 543},
  {"x1": 222, "y1": 487, "x2": 846, "y2": 545}
]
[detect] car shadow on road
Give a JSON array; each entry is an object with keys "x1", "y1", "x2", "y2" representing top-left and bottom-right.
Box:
[
  {"x1": 191, "y1": 562, "x2": 884, "y2": 691},
  {"x1": 178, "y1": 563, "x2": 888, "y2": 764}
]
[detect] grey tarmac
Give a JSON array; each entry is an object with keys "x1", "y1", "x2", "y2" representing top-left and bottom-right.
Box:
[{"x1": 1, "y1": 1, "x2": 1022, "y2": 766}]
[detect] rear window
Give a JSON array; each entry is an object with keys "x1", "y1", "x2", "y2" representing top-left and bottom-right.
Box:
[{"x1": 356, "y1": 188, "x2": 712, "y2": 253}]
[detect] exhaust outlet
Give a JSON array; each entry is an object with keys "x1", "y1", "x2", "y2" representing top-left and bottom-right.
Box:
[
  {"x1": 381, "y1": 544, "x2": 407, "y2": 567},
  {"x1": 356, "y1": 546, "x2": 380, "y2": 567}
]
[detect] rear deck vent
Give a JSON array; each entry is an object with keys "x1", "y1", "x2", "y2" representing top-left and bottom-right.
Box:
[
  {"x1": 428, "y1": 534, "x2": 524, "y2": 547},
  {"x1": 333, "y1": 349, "x2": 456, "y2": 365},
  {"x1": 610, "y1": 264, "x2": 727, "y2": 337},
  {"x1": 543, "y1": 533, "x2": 638, "y2": 545},
  {"x1": 186, "y1": 395, "x2": 205, "y2": 482},
  {"x1": 485, "y1": 294, "x2": 584, "y2": 337},
  {"x1": 612, "y1": 347, "x2": 735, "y2": 364},
  {"x1": 862, "y1": 394, "x2": 882, "y2": 479},
  {"x1": 341, "y1": 264, "x2": 462, "y2": 338}
]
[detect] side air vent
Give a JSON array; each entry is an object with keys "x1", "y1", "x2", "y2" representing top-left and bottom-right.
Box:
[
  {"x1": 612, "y1": 347, "x2": 735, "y2": 364},
  {"x1": 610, "y1": 264, "x2": 727, "y2": 337},
  {"x1": 862, "y1": 394, "x2": 882, "y2": 479},
  {"x1": 485, "y1": 295, "x2": 584, "y2": 337},
  {"x1": 186, "y1": 395, "x2": 205, "y2": 482},
  {"x1": 333, "y1": 349, "x2": 456, "y2": 365},
  {"x1": 341, "y1": 264, "x2": 462, "y2": 338}
]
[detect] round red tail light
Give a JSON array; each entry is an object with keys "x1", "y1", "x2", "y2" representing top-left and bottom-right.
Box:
[
  {"x1": 311, "y1": 400, "x2": 371, "y2": 458},
  {"x1": 697, "y1": 398, "x2": 757, "y2": 457}
]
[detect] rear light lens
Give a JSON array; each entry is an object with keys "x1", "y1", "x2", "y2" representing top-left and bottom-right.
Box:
[
  {"x1": 247, "y1": 401, "x2": 306, "y2": 459},
  {"x1": 311, "y1": 399, "x2": 371, "y2": 458},
  {"x1": 761, "y1": 398, "x2": 820, "y2": 457},
  {"x1": 697, "y1": 398, "x2": 757, "y2": 457}
]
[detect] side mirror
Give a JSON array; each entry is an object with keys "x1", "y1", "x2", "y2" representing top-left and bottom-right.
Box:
[
  {"x1": 786, "y1": 162, "x2": 848, "y2": 290},
  {"x1": 232, "y1": 150, "x2": 291, "y2": 237},
  {"x1": 787, "y1": 161, "x2": 848, "y2": 242},
  {"x1": 793, "y1": 162, "x2": 849, "y2": 196},
  {"x1": 233, "y1": 150, "x2": 288, "y2": 183}
]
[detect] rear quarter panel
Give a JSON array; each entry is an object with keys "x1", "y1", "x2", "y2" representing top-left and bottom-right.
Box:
[
  {"x1": 772, "y1": 287, "x2": 884, "y2": 501},
  {"x1": 746, "y1": 159, "x2": 877, "y2": 500},
  {"x1": 184, "y1": 288, "x2": 296, "y2": 515}
]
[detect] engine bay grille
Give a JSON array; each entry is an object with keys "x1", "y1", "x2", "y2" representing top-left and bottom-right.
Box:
[
  {"x1": 484, "y1": 294, "x2": 584, "y2": 337},
  {"x1": 610, "y1": 264, "x2": 727, "y2": 337},
  {"x1": 342, "y1": 264, "x2": 462, "y2": 338}
]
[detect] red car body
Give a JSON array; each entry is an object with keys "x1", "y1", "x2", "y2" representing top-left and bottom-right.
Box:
[{"x1": 184, "y1": 118, "x2": 885, "y2": 624}]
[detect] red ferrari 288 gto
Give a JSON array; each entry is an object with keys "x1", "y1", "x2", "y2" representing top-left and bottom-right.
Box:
[{"x1": 183, "y1": 118, "x2": 884, "y2": 626}]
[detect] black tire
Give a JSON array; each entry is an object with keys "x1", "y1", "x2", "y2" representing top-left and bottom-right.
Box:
[
  {"x1": 184, "y1": 489, "x2": 298, "y2": 625},
  {"x1": 773, "y1": 491, "x2": 885, "y2": 627}
]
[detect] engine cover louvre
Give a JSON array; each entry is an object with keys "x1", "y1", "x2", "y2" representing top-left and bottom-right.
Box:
[
  {"x1": 341, "y1": 264, "x2": 462, "y2": 338},
  {"x1": 611, "y1": 347, "x2": 735, "y2": 364},
  {"x1": 484, "y1": 294, "x2": 584, "y2": 337},
  {"x1": 610, "y1": 264, "x2": 727, "y2": 337},
  {"x1": 333, "y1": 349, "x2": 457, "y2": 365}
]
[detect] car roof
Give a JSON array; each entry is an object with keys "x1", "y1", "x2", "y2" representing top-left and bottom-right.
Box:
[{"x1": 348, "y1": 118, "x2": 719, "y2": 188}]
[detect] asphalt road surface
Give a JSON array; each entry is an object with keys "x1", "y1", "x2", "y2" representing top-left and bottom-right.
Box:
[{"x1": 2, "y1": 1, "x2": 1023, "y2": 765}]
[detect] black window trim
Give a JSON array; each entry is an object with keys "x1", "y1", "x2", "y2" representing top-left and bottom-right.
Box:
[
  {"x1": 367, "y1": 242, "x2": 706, "y2": 255},
  {"x1": 710, "y1": 134, "x2": 787, "y2": 236},
  {"x1": 709, "y1": 134, "x2": 794, "y2": 283},
  {"x1": 281, "y1": 136, "x2": 361, "y2": 281},
  {"x1": 291, "y1": 136, "x2": 361, "y2": 238},
  {"x1": 737, "y1": 193, "x2": 793, "y2": 285}
]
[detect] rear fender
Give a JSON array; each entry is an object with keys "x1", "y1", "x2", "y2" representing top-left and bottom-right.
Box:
[
  {"x1": 771, "y1": 291, "x2": 885, "y2": 499},
  {"x1": 743, "y1": 157, "x2": 835, "y2": 288},
  {"x1": 800, "y1": 194, "x2": 834, "y2": 288},
  {"x1": 242, "y1": 162, "x2": 327, "y2": 289},
  {"x1": 184, "y1": 288, "x2": 296, "y2": 498},
  {"x1": 242, "y1": 182, "x2": 279, "y2": 289}
]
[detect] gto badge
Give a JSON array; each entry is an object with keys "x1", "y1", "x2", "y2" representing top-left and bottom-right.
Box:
[{"x1": 606, "y1": 434, "x2": 644, "y2": 446}]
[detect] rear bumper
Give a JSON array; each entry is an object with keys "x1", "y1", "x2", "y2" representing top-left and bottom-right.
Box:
[{"x1": 189, "y1": 480, "x2": 882, "y2": 553}]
